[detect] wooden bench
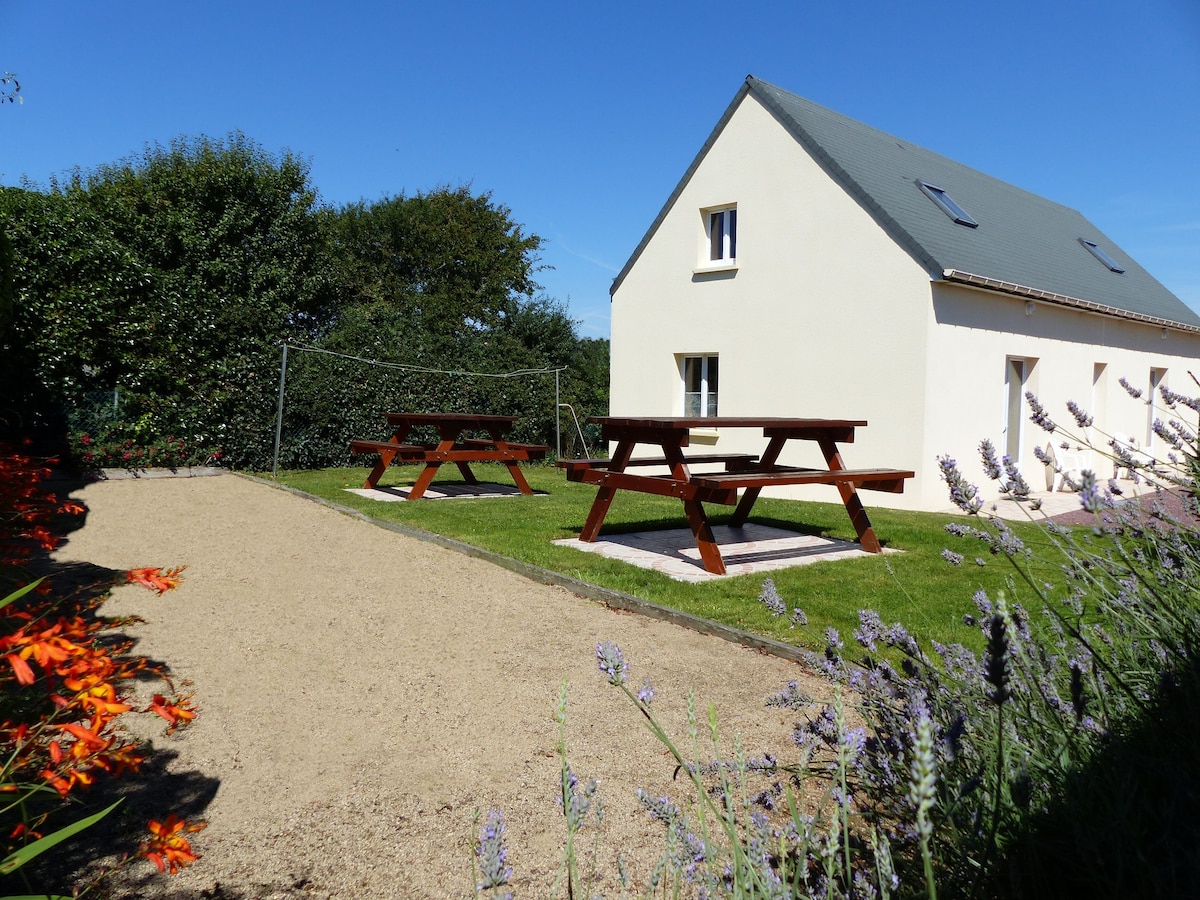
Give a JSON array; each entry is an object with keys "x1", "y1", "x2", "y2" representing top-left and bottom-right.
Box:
[
  {"x1": 558, "y1": 452, "x2": 758, "y2": 476},
  {"x1": 691, "y1": 466, "x2": 913, "y2": 493},
  {"x1": 460, "y1": 438, "x2": 551, "y2": 459}
]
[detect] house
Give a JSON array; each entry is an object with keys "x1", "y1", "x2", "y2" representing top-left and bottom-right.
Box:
[{"x1": 608, "y1": 75, "x2": 1200, "y2": 511}]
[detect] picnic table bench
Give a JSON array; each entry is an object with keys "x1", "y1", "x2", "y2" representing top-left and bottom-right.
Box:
[
  {"x1": 350, "y1": 413, "x2": 548, "y2": 499},
  {"x1": 560, "y1": 416, "x2": 914, "y2": 575}
]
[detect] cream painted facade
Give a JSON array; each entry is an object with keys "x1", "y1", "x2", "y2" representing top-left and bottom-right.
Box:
[{"x1": 610, "y1": 90, "x2": 1200, "y2": 512}]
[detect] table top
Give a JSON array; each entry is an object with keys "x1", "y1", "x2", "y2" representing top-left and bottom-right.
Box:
[
  {"x1": 589, "y1": 416, "x2": 867, "y2": 430},
  {"x1": 385, "y1": 412, "x2": 520, "y2": 426}
]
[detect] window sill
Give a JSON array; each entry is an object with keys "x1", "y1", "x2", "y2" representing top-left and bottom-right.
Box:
[
  {"x1": 693, "y1": 262, "x2": 738, "y2": 276},
  {"x1": 688, "y1": 430, "x2": 720, "y2": 445}
]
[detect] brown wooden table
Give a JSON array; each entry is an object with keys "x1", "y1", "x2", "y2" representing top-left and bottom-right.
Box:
[
  {"x1": 350, "y1": 413, "x2": 548, "y2": 499},
  {"x1": 559, "y1": 416, "x2": 913, "y2": 575}
]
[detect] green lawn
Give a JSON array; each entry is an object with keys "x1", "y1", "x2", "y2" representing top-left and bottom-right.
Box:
[{"x1": 270, "y1": 462, "x2": 1067, "y2": 655}]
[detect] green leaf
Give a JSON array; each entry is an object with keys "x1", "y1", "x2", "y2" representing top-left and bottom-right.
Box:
[
  {"x1": 0, "y1": 579, "x2": 45, "y2": 613},
  {"x1": 0, "y1": 799, "x2": 122, "y2": 875}
]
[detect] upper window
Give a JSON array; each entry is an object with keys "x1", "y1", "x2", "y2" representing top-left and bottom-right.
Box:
[
  {"x1": 707, "y1": 207, "x2": 737, "y2": 262},
  {"x1": 682, "y1": 355, "x2": 718, "y2": 417},
  {"x1": 917, "y1": 181, "x2": 978, "y2": 227},
  {"x1": 1079, "y1": 239, "x2": 1126, "y2": 274}
]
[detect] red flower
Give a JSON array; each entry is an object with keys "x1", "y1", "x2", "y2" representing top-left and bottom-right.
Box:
[
  {"x1": 126, "y1": 566, "x2": 187, "y2": 594},
  {"x1": 141, "y1": 814, "x2": 205, "y2": 874},
  {"x1": 147, "y1": 693, "x2": 198, "y2": 734}
]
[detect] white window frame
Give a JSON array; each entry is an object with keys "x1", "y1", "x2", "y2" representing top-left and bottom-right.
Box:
[
  {"x1": 681, "y1": 354, "x2": 719, "y2": 418},
  {"x1": 698, "y1": 205, "x2": 737, "y2": 272}
]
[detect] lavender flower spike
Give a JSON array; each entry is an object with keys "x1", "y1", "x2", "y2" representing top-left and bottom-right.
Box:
[
  {"x1": 1066, "y1": 400, "x2": 1094, "y2": 429},
  {"x1": 476, "y1": 809, "x2": 514, "y2": 897},
  {"x1": 937, "y1": 455, "x2": 984, "y2": 514},
  {"x1": 1077, "y1": 470, "x2": 1103, "y2": 513},
  {"x1": 638, "y1": 676, "x2": 655, "y2": 706},
  {"x1": 758, "y1": 577, "x2": 786, "y2": 616},
  {"x1": 596, "y1": 641, "x2": 628, "y2": 685},
  {"x1": 1025, "y1": 391, "x2": 1057, "y2": 432}
]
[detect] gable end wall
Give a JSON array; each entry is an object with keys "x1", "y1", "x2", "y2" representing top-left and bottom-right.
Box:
[{"x1": 610, "y1": 93, "x2": 936, "y2": 507}]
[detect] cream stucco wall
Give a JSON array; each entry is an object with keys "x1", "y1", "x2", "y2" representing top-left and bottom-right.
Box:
[
  {"x1": 610, "y1": 92, "x2": 933, "y2": 506},
  {"x1": 610, "y1": 92, "x2": 1200, "y2": 513},
  {"x1": 923, "y1": 283, "x2": 1200, "y2": 509}
]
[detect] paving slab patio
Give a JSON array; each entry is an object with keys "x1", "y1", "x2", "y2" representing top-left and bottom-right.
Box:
[
  {"x1": 345, "y1": 483, "x2": 546, "y2": 501},
  {"x1": 555, "y1": 523, "x2": 897, "y2": 582}
]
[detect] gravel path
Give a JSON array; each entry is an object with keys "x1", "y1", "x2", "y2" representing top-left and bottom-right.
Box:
[{"x1": 54, "y1": 473, "x2": 828, "y2": 899}]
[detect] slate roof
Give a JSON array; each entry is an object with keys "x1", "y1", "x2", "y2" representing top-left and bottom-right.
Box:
[{"x1": 612, "y1": 76, "x2": 1200, "y2": 332}]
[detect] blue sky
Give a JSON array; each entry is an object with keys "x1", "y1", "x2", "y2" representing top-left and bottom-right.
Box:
[{"x1": 3, "y1": 1, "x2": 1198, "y2": 340}]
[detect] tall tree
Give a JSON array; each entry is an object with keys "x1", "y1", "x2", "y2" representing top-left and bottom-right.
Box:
[{"x1": 328, "y1": 186, "x2": 545, "y2": 352}]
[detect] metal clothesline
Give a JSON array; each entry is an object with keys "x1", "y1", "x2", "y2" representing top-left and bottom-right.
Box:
[{"x1": 272, "y1": 343, "x2": 587, "y2": 476}]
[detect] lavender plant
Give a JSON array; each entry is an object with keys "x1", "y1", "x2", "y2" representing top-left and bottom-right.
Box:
[
  {"x1": 478, "y1": 381, "x2": 1200, "y2": 898},
  {"x1": 630, "y1": 380, "x2": 1200, "y2": 897},
  {"x1": 552, "y1": 679, "x2": 604, "y2": 900}
]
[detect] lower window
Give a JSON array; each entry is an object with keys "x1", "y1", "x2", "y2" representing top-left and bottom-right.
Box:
[{"x1": 682, "y1": 355, "x2": 718, "y2": 417}]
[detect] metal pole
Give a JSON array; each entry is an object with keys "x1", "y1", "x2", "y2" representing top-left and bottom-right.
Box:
[
  {"x1": 555, "y1": 369, "x2": 561, "y2": 459},
  {"x1": 272, "y1": 343, "x2": 288, "y2": 478}
]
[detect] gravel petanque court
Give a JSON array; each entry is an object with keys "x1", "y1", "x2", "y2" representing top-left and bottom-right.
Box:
[{"x1": 54, "y1": 472, "x2": 829, "y2": 899}]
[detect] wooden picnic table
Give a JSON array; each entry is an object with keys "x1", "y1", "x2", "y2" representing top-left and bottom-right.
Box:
[
  {"x1": 350, "y1": 413, "x2": 548, "y2": 499},
  {"x1": 559, "y1": 416, "x2": 914, "y2": 575}
]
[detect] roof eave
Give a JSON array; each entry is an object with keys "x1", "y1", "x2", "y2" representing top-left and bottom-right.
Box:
[{"x1": 942, "y1": 269, "x2": 1200, "y2": 334}]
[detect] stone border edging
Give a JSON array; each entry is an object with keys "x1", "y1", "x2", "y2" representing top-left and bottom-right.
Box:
[
  {"x1": 98, "y1": 466, "x2": 227, "y2": 480},
  {"x1": 236, "y1": 472, "x2": 813, "y2": 667}
]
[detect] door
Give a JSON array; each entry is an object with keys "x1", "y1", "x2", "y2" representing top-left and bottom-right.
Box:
[{"x1": 1004, "y1": 357, "x2": 1027, "y2": 465}]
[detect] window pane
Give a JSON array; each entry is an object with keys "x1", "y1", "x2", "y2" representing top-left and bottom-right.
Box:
[
  {"x1": 684, "y1": 393, "x2": 702, "y2": 416},
  {"x1": 709, "y1": 212, "x2": 723, "y2": 260},
  {"x1": 684, "y1": 357, "x2": 701, "y2": 393},
  {"x1": 706, "y1": 391, "x2": 718, "y2": 417},
  {"x1": 727, "y1": 209, "x2": 736, "y2": 260},
  {"x1": 707, "y1": 356, "x2": 718, "y2": 394}
]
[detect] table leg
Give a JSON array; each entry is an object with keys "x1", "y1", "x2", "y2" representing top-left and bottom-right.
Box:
[
  {"x1": 819, "y1": 437, "x2": 883, "y2": 553},
  {"x1": 579, "y1": 440, "x2": 634, "y2": 541},
  {"x1": 659, "y1": 440, "x2": 727, "y2": 573},
  {"x1": 729, "y1": 435, "x2": 786, "y2": 526},
  {"x1": 683, "y1": 499, "x2": 726, "y2": 575},
  {"x1": 364, "y1": 451, "x2": 395, "y2": 489},
  {"x1": 406, "y1": 463, "x2": 442, "y2": 500},
  {"x1": 408, "y1": 427, "x2": 462, "y2": 500},
  {"x1": 490, "y1": 430, "x2": 535, "y2": 495},
  {"x1": 364, "y1": 425, "x2": 413, "y2": 489}
]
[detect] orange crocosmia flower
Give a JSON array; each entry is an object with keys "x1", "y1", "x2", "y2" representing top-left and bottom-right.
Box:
[
  {"x1": 4, "y1": 652, "x2": 35, "y2": 685},
  {"x1": 21, "y1": 630, "x2": 79, "y2": 672},
  {"x1": 93, "y1": 741, "x2": 146, "y2": 776},
  {"x1": 142, "y1": 814, "x2": 205, "y2": 874},
  {"x1": 126, "y1": 566, "x2": 187, "y2": 594},
  {"x1": 56, "y1": 721, "x2": 111, "y2": 750},
  {"x1": 77, "y1": 682, "x2": 131, "y2": 715},
  {"x1": 59, "y1": 500, "x2": 85, "y2": 515},
  {"x1": 8, "y1": 822, "x2": 41, "y2": 841},
  {"x1": 147, "y1": 694, "x2": 198, "y2": 733},
  {"x1": 28, "y1": 526, "x2": 57, "y2": 551}
]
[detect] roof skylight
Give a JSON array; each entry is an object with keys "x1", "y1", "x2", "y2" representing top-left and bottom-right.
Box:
[
  {"x1": 1079, "y1": 239, "x2": 1126, "y2": 274},
  {"x1": 917, "y1": 181, "x2": 978, "y2": 227}
]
